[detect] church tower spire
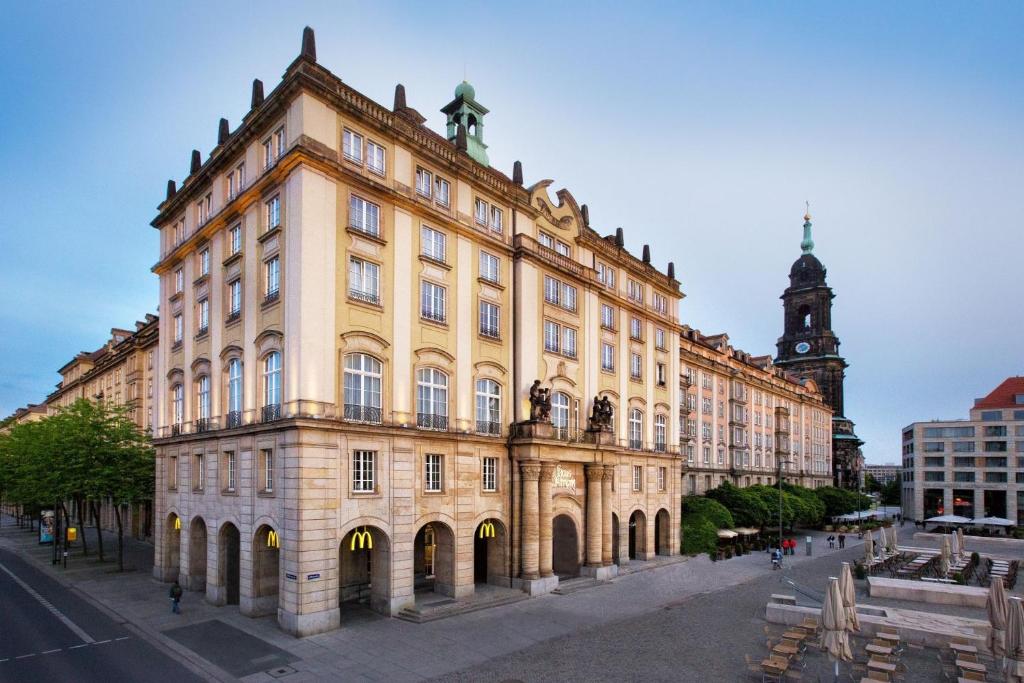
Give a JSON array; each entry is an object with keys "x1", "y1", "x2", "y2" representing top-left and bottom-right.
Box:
[
  {"x1": 801, "y1": 202, "x2": 814, "y2": 254},
  {"x1": 441, "y1": 80, "x2": 489, "y2": 166}
]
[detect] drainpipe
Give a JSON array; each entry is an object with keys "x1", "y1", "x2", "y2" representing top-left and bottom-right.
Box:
[{"x1": 507, "y1": 206, "x2": 519, "y2": 588}]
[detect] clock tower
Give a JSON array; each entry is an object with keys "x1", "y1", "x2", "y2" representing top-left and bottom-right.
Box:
[{"x1": 774, "y1": 209, "x2": 863, "y2": 489}]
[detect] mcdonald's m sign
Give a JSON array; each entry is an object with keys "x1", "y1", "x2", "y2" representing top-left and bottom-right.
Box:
[
  {"x1": 478, "y1": 522, "x2": 495, "y2": 539},
  {"x1": 267, "y1": 530, "x2": 280, "y2": 549},
  {"x1": 350, "y1": 528, "x2": 373, "y2": 551},
  {"x1": 174, "y1": 517, "x2": 181, "y2": 530}
]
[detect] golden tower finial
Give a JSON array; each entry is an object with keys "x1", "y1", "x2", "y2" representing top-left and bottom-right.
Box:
[{"x1": 804, "y1": 200, "x2": 811, "y2": 222}]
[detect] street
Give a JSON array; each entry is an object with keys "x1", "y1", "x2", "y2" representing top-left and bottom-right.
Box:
[{"x1": 0, "y1": 546, "x2": 204, "y2": 683}]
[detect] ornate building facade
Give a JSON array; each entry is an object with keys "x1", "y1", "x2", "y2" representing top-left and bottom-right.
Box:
[
  {"x1": 774, "y1": 212, "x2": 863, "y2": 488},
  {"x1": 147, "y1": 28, "x2": 832, "y2": 636}
]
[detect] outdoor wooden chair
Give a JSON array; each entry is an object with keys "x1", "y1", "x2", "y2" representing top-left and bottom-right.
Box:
[{"x1": 960, "y1": 671, "x2": 985, "y2": 681}]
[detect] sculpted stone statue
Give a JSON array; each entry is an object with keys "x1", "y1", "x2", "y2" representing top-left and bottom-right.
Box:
[
  {"x1": 588, "y1": 395, "x2": 614, "y2": 431},
  {"x1": 528, "y1": 380, "x2": 551, "y2": 422}
]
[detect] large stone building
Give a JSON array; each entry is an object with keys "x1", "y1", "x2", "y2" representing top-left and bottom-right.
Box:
[
  {"x1": 774, "y1": 211, "x2": 863, "y2": 488},
  {"x1": 901, "y1": 376, "x2": 1024, "y2": 524},
  {"x1": 148, "y1": 28, "x2": 831, "y2": 636}
]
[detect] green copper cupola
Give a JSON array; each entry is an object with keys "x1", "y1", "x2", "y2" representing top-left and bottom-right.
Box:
[
  {"x1": 441, "y1": 80, "x2": 489, "y2": 166},
  {"x1": 801, "y1": 205, "x2": 815, "y2": 254}
]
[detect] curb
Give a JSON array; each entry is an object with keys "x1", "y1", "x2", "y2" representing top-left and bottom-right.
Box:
[{"x1": 0, "y1": 525, "x2": 236, "y2": 683}]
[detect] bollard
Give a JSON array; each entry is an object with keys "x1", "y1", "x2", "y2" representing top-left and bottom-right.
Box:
[{"x1": 805, "y1": 536, "x2": 812, "y2": 556}]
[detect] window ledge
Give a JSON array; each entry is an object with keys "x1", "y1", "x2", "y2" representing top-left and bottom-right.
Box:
[
  {"x1": 257, "y1": 490, "x2": 276, "y2": 498},
  {"x1": 420, "y1": 316, "x2": 448, "y2": 330},
  {"x1": 347, "y1": 295, "x2": 383, "y2": 312},
  {"x1": 170, "y1": 291, "x2": 183, "y2": 303},
  {"x1": 418, "y1": 254, "x2": 451, "y2": 270},
  {"x1": 225, "y1": 313, "x2": 242, "y2": 328},
  {"x1": 261, "y1": 293, "x2": 281, "y2": 311},
  {"x1": 258, "y1": 225, "x2": 281, "y2": 244},
  {"x1": 477, "y1": 277, "x2": 504, "y2": 290},
  {"x1": 345, "y1": 226, "x2": 387, "y2": 246},
  {"x1": 478, "y1": 333, "x2": 503, "y2": 344},
  {"x1": 222, "y1": 252, "x2": 243, "y2": 268},
  {"x1": 192, "y1": 274, "x2": 209, "y2": 287}
]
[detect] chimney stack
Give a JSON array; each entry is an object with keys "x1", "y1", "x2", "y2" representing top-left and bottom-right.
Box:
[
  {"x1": 190, "y1": 150, "x2": 201, "y2": 175},
  {"x1": 512, "y1": 160, "x2": 523, "y2": 185},
  {"x1": 251, "y1": 79, "x2": 264, "y2": 109},
  {"x1": 217, "y1": 118, "x2": 229, "y2": 145},
  {"x1": 300, "y1": 26, "x2": 316, "y2": 62}
]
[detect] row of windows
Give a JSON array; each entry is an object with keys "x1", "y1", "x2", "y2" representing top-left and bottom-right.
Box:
[{"x1": 168, "y1": 447, "x2": 274, "y2": 494}]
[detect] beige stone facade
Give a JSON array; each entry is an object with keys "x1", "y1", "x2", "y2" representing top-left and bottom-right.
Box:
[{"x1": 147, "y1": 29, "x2": 829, "y2": 636}]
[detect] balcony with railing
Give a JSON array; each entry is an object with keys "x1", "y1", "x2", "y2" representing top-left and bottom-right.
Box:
[
  {"x1": 480, "y1": 324, "x2": 500, "y2": 340},
  {"x1": 421, "y1": 308, "x2": 446, "y2": 324},
  {"x1": 261, "y1": 404, "x2": 281, "y2": 423},
  {"x1": 475, "y1": 420, "x2": 502, "y2": 436},
  {"x1": 349, "y1": 288, "x2": 380, "y2": 306},
  {"x1": 416, "y1": 412, "x2": 449, "y2": 431},
  {"x1": 344, "y1": 404, "x2": 382, "y2": 424},
  {"x1": 513, "y1": 234, "x2": 584, "y2": 277},
  {"x1": 226, "y1": 410, "x2": 242, "y2": 429}
]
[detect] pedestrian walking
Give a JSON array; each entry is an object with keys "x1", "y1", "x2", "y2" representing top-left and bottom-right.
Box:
[
  {"x1": 838, "y1": 533, "x2": 846, "y2": 549},
  {"x1": 169, "y1": 580, "x2": 183, "y2": 614},
  {"x1": 771, "y1": 547, "x2": 782, "y2": 570}
]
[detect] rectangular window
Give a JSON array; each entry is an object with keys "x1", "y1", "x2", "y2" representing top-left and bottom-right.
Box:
[
  {"x1": 924, "y1": 471, "x2": 945, "y2": 482},
  {"x1": 555, "y1": 240, "x2": 570, "y2": 257},
  {"x1": 538, "y1": 232, "x2": 555, "y2": 250},
  {"x1": 653, "y1": 293, "x2": 668, "y2": 315},
  {"x1": 224, "y1": 451, "x2": 236, "y2": 492},
  {"x1": 986, "y1": 472, "x2": 1008, "y2": 483},
  {"x1": 628, "y1": 279, "x2": 644, "y2": 303},
  {"x1": 923, "y1": 442, "x2": 945, "y2": 452},
  {"x1": 479, "y1": 300, "x2": 500, "y2": 338},
  {"x1": 544, "y1": 275, "x2": 560, "y2": 305},
  {"x1": 274, "y1": 127, "x2": 285, "y2": 159},
  {"x1": 234, "y1": 163, "x2": 245, "y2": 196},
  {"x1": 366, "y1": 140, "x2": 385, "y2": 175},
  {"x1": 656, "y1": 363, "x2": 666, "y2": 386},
  {"x1": 632, "y1": 465, "x2": 643, "y2": 491},
  {"x1": 262, "y1": 138, "x2": 273, "y2": 170},
  {"x1": 474, "y1": 198, "x2": 488, "y2": 226},
  {"x1": 953, "y1": 441, "x2": 975, "y2": 452},
  {"x1": 562, "y1": 327, "x2": 577, "y2": 358},
  {"x1": 981, "y1": 410, "x2": 1003, "y2": 421},
  {"x1": 193, "y1": 453, "x2": 205, "y2": 490},
  {"x1": 265, "y1": 195, "x2": 280, "y2": 230},
  {"x1": 703, "y1": 446, "x2": 711, "y2": 464},
  {"x1": 230, "y1": 224, "x2": 242, "y2": 254},
  {"x1": 352, "y1": 450, "x2": 375, "y2": 492},
  {"x1": 261, "y1": 449, "x2": 274, "y2": 492},
  {"x1": 343, "y1": 129, "x2": 363, "y2": 163},
  {"x1": 420, "y1": 281, "x2": 446, "y2": 323},
  {"x1": 601, "y1": 304, "x2": 615, "y2": 329},
  {"x1": 173, "y1": 314, "x2": 183, "y2": 343},
  {"x1": 656, "y1": 328, "x2": 666, "y2": 350},
  {"x1": 561, "y1": 282, "x2": 577, "y2": 311},
  {"x1": 490, "y1": 206, "x2": 503, "y2": 233},
  {"x1": 228, "y1": 280, "x2": 242, "y2": 316},
  {"x1": 985, "y1": 441, "x2": 1008, "y2": 452},
  {"x1": 200, "y1": 249, "x2": 210, "y2": 276},
  {"x1": 168, "y1": 455, "x2": 178, "y2": 490},
  {"x1": 425, "y1": 454, "x2": 443, "y2": 492},
  {"x1": 544, "y1": 320, "x2": 560, "y2": 353},
  {"x1": 349, "y1": 195, "x2": 380, "y2": 237},
  {"x1": 985, "y1": 425, "x2": 1008, "y2": 437},
  {"x1": 658, "y1": 467, "x2": 666, "y2": 492},
  {"x1": 631, "y1": 353, "x2": 642, "y2": 380},
  {"x1": 349, "y1": 257, "x2": 380, "y2": 305},
  {"x1": 601, "y1": 343, "x2": 615, "y2": 371},
  {"x1": 482, "y1": 457, "x2": 497, "y2": 492},
  {"x1": 174, "y1": 268, "x2": 183, "y2": 294},
  {"x1": 415, "y1": 167, "x2": 432, "y2": 198},
  {"x1": 630, "y1": 317, "x2": 643, "y2": 340},
  {"x1": 435, "y1": 177, "x2": 450, "y2": 207},
  {"x1": 265, "y1": 256, "x2": 280, "y2": 299},
  {"x1": 479, "y1": 251, "x2": 500, "y2": 283},
  {"x1": 596, "y1": 262, "x2": 615, "y2": 288},
  {"x1": 925, "y1": 456, "x2": 946, "y2": 467},
  {"x1": 421, "y1": 226, "x2": 446, "y2": 263},
  {"x1": 197, "y1": 299, "x2": 209, "y2": 334}
]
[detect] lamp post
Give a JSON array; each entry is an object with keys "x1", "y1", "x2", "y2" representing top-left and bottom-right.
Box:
[{"x1": 778, "y1": 457, "x2": 795, "y2": 564}]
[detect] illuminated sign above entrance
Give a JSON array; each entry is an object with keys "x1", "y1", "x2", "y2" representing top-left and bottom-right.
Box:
[{"x1": 553, "y1": 465, "x2": 578, "y2": 495}]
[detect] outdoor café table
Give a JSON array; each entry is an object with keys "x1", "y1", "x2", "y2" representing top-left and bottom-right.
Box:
[
  {"x1": 867, "y1": 659, "x2": 897, "y2": 675},
  {"x1": 866, "y1": 644, "x2": 893, "y2": 656},
  {"x1": 949, "y1": 643, "x2": 977, "y2": 655},
  {"x1": 956, "y1": 659, "x2": 986, "y2": 674},
  {"x1": 876, "y1": 632, "x2": 900, "y2": 643},
  {"x1": 773, "y1": 642, "x2": 799, "y2": 659},
  {"x1": 782, "y1": 630, "x2": 807, "y2": 641}
]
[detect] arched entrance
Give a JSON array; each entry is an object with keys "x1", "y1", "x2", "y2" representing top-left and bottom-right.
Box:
[
  {"x1": 164, "y1": 513, "x2": 181, "y2": 582},
  {"x1": 218, "y1": 522, "x2": 241, "y2": 605},
  {"x1": 339, "y1": 526, "x2": 391, "y2": 617},
  {"x1": 251, "y1": 525, "x2": 280, "y2": 616},
  {"x1": 414, "y1": 522, "x2": 455, "y2": 597},
  {"x1": 188, "y1": 517, "x2": 207, "y2": 591},
  {"x1": 473, "y1": 519, "x2": 508, "y2": 586},
  {"x1": 655, "y1": 508, "x2": 671, "y2": 556},
  {"x1": 611, "y1": 513, "x2": 620, "y2": 564},
  {"x1": 552, "y1": 514, "x2": 580, "y2": 577},
  {"x1": 628, "y1": 510, "x2": 647, "y2": 560}
]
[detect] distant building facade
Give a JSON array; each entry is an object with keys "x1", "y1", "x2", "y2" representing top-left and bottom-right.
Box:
[
  {"x1": 901, "y1": 377, "x2": 1024, "y2": 523},
  {"x1": 861, "y1": 463, "x2": 900, "y2": 487}
]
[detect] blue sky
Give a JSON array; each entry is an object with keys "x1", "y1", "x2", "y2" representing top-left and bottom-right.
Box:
[{"x1": 1, "y1": 2, "x2": 1021, "y2": 463}]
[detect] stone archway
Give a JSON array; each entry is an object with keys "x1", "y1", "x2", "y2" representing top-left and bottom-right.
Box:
[
  {"x1": 163, "y1": 513, "x2": 181, "y2": 582},
  {"x1": 339, "y1": 526, "x2": 391, "y2": 617},
  {"x1": 628, "y1": 510, "x2": 647, "y2": 560},
  {"x1": 414, "y1": 522, "x2": 456, "y2": 597},
  {"x1": 655, "y1": 508, "x2": 671, "y2": 556},
  {"x1": 218, "y1": 522, "x2": 241, "y2": 606},
  {"x1": 552, "y1": 514, "x2": 580, "y2": 577},
  {"x1": 188, "y1": 517, "x2": 207, "y2": 591},
  {"x1": 249, "y1": 524, "x2": 280, "y2": 617},
  {"x1": 473, "y1": 518, "x2": 508, "y2": 587}
]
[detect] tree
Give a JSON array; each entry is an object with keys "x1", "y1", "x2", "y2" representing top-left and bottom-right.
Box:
[
  {"x1": 879, "y1": 475, "x2": 901, "y2": 506},
  {"x1": 682, "y1": 495, "x2": 734, "y2": 529},
  {"x1": 706, "y1": 482, "x2": 771, "y2": 528},
  {"x1": 863, "y1": 473, "x2": 882, "y2": 495}
]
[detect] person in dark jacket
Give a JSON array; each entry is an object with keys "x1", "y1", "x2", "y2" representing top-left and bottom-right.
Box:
[{"x1": 169, "y1": 581, "x2": 183, "y2": 614}]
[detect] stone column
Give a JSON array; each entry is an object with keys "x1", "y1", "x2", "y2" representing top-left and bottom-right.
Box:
[
  {"x1": 585, "y1": 464, "x2": 603, "y2": 567},
  {"x1": 539, "y1": 462, "x2": 555, "y2": 577},
  {"x1": 520, "y1": 463, "x2": 541, "y2": 580},
  {"x1": 601, "y1": 465, "x2": 614, "y2": 566}
]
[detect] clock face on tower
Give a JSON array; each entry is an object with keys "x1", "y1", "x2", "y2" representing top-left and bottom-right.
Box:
[{"x1": 794, "y1": 342, "x2": 811, "y2": 355}]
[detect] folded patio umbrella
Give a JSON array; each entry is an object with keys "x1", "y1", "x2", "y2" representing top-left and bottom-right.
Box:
[
  {"x1": 939, "y1": 536, "x2": 951, "y2": 577},
  {"x1": 839, "y1": 562, "x2": 860, "y2": 632},
  {"x1": 863, "y1": 530, "x2": 874, "y2": 564},
  {"x1": 821, "y1": 577, "x2": 852, "y2": 681},
  {"x1": 951, "y1": 531, "x2": 960, "y2": 558},
  {"x1": 988, "y1": 576, "x2": 1008, "y2": 658},
  {"x1": 1006, "y1": 597, "x2": 1024, "y2": 682}
]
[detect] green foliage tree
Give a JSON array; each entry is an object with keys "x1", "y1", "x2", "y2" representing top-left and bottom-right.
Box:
[
  {"x1": 681, "y1": 515, "x2": 719, "y2": 556},
  {"x1": 879, "y1": 475, "x2": 901, "y2": 506},
  {"x1": 706, "y1": 482, "x2": 771, "y2": 527},
  {"x1": 682, "y1": 495, "x2": 734, "y2": 529}
]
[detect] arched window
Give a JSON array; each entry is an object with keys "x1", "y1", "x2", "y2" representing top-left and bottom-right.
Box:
[
  {"x1": 798, "y1": 304, "x2": 812, "y2": 330},
  {"x1": 172, "y1": 384, "x2": 184, "y2": 430},
  {"x1": 262, "y1": 352, "x2": 281, "y2": 421},
  {"x1": 227, "y1": 359, "x2": 243, "y2": 427},
  {"x1": 475, "y1": 379, "x2": 501, "y2": 435},
  {"x1": 343, "y1": 353, "x2": 381, "y2": 423},
  {"x1": 416, "y1": 368, "x2": 448, "y2": 430},
  {"x1": 551, "y1": 392, "x2": 570, "y2": 437},
  {"x1": 629, "y1": 409, "x2": 643, "y2": 450},
  {"x1": 196, "y1": 375, "x2": 210, "y2": 429},
  {"x1": 654, "y1": 414, "x2": 667, "y2": 452}
]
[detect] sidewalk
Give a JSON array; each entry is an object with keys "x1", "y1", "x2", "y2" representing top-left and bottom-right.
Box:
[{"x1": 0, "y1": 519, "x2": 860, "y2": 682}]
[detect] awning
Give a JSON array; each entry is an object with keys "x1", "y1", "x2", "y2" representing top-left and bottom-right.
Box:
[
  {"x1": 925, "y1": 515, "x2": 973, "y2": 525},
  {"x1": 734, "y1": 527, "x2": 760, "y2": 535},
  {"x1": 972, "y1": 516, "x2": 1015, "y2": 526},
  {"x1": 717, "y1": 529, "x2": 738, "y2": 539}
]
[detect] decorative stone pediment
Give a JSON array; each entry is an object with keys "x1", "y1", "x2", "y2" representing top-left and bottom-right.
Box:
[{"x1": 528, "y1": 180, "x2": 584, "y2": 238}]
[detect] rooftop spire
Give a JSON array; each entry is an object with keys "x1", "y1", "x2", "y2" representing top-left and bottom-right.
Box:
[
  {"x1": 800, "y1": 201, "x2": 814, "y2": 255},
  {"x1": 300, "y1": 26, "x2": 316, "y2": 62}
]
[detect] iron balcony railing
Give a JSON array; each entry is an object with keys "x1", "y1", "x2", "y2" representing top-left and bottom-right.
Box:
[
  {"x1": 344, "y1": 404, "x2": 382, "y2": 424},
  {"x1": 417, "y1": 413, "x2": 449, "y2": 431},
  {"x1": 261, "y1": 404, "x2": 281, "y2": 423},
  {"x1": 349, "y1": 288, "x2": 380, "y2": 306},
  {"x1": 480, "y1": 325, "x2": 500, "y2": 340},
  {"x1": 226, "y1": 411, "x2": 242, "y2": 428},
  {"x1": 194, "y1": 418, "x2": 211, "y2": 433},
  {"x1": 264, "y1": 289, "x2": 280, "y2": 305},
  {"x1": 421, "y1": 308, "x2": 446, "y2": 324},
  {"x1": 476, "y1": 420, "x2": 501, "y2": 436}
]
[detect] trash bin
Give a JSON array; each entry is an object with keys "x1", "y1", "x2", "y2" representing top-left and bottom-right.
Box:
[{"x1": 805, "y1": 536, "x2": 812, "y2": 556}]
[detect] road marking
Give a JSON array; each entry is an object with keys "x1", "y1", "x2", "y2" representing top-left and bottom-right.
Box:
[
  {"x1": 95, "y1": 639, "x2": 111, "y2": 644},
  {"x1": 68, "y1": 644, "x2": 88, "y2": 650},
  {"x1": 115, "y1": 637, "x2": 130, "y2": 641},
  {"x1": 14, "y1": 654, "x2": 36, "y2": 660},
  {"x1": 0, "y1": 562, "x2": 95, "y2": 644},
  {"x1": 41, "y1": 649, "x2": 61, "y2": 655}
]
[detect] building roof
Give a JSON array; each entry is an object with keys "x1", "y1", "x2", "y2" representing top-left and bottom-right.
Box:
[{"x1": 974, "y1": 376, "x2": 1024, "y2": 409}]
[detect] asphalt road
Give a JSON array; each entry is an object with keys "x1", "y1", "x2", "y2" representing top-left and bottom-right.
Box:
[{"x1": 0, "y1": 547, "x2": 205, "y2": 683}]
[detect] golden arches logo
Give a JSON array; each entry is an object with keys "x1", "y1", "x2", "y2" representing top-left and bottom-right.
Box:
[
  {"x1": 479, "y1": 522, "x2": 495, "y2": 539},
  {"x1": 267, "y1": 530, "x2": 280, "y2": 549},
  {"x1": 350, "y1": 527, "x2": 373, "y2": 550}
]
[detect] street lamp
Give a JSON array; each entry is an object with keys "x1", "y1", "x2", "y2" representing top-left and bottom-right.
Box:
[{"x1": 778, "y1": 457, "x2": 795, "y2": 564}]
